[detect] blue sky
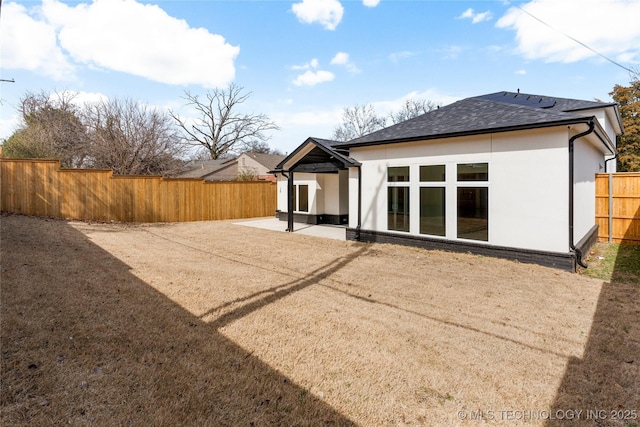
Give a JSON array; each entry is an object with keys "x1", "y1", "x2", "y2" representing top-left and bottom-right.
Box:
[{"x1": 1, "y1": 0, "x2": 639, "y2": 155}]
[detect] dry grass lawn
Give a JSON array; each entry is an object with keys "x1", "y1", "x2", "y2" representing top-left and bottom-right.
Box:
[{"x1": 1, "y1": 213, "x2": 638, "y2": 426}]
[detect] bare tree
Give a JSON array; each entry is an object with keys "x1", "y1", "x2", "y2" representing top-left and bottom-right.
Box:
[
  {"x1": 389, "y1": 98, "x2": 437, "y2": 124},
  {"x1": 169, "y1": 84, "x2": 279, "y2": 160},
  {"x1": 243, "y1": 139, "x2": 284, "y2": 155},
  {"x1": 2, "y1": 91, "x2": 89, "y2": 167},
  {"x1": 84, "y1": 98, "x2": 184, "y2": 175},
  {"x1": 332, "y1": 104, "x2": 386, "y2": 142}
]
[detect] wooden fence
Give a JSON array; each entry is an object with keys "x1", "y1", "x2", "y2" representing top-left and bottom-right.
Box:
[
  {"x1": 596, "y1": 172, "x2": 640, "y2": 244},
  {"x1": 0, "y1": 159, "x2": 277, "y2": 223}
]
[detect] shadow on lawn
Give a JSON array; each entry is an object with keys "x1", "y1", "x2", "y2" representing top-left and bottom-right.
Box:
[
  {"x1": 0, "y1": 214, "x2": 356, "y2": 426},
  {"x1": 547, "y1": 207, "x2": 640, "y2": 427},
  {"x1": 201, "y1": 245, "x2": 369, "y2": 330}
]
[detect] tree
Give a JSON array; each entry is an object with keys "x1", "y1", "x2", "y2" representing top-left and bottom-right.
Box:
[
  {"x1": 169, "y1": 84, "x2": 279, "y2": 160},
  {"x1": 83, "y1": 98, "x2": 184, "y2": 175},
  {"x1": 332, "y1": 104, "x2": 386, "y2": 142},
  {"x1": 2, "y1": 91, "x2": 88, "y2": 167},
  {"x1": 610, "y1": 79, "x2": 640, "y2": 172},
  {"x1": 243, "y1": 139, "x2": 284, "y2": 155},
  {"x1": 389, "y1": 98, "x2": 437, "y2": 124}
]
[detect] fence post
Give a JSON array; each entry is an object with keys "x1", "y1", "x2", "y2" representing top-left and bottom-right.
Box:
[{"x1": 608, "y1": 172, "x2": 613, "y2": 243}]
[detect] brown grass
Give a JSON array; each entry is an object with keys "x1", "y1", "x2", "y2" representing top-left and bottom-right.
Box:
[{"x1": 1, "y1": 214, "x2": 638, "y2": 426}]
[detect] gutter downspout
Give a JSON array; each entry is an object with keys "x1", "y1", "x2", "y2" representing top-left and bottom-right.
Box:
[
  {"x1": 569, "y1": 121, "x2": 595, "y2": 269},
  {"x1": 356, "y1": 165, "x2": 362, "y2": 240}
]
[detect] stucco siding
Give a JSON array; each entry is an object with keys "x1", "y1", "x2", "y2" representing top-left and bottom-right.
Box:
[
  {"x1": 574, "y1": 133, "x2": 602, "y2": 244},
  {"x1": 490, "y1": 129, "x2": 568, "y2": 252},
  {"x1": 349, "y1": 128, "x2": 572, "y2": 253},
  {"x1": 321, "y1": 174, "x2": 341, "y2": 216},
  {"x1": 339, "y1": 170, "x2": 349, "y2": 215},
  {"x1": 277, "y1": 175, "x2": 287, "y2": 212},
  {"x1": 276, "y1": 172, "x2": 321, "y2": 214}
]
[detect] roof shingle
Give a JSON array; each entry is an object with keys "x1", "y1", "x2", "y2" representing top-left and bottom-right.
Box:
[{"x1": 335, "y1": 91, "x2": 612, "y2": 148}]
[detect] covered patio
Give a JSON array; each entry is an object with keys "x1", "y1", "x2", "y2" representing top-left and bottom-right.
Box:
[{"x1": 271, "y1": 137, "x2": 361, "y2": 234}]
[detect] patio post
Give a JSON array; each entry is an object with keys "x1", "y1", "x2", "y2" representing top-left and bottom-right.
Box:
[{"x1": 287, "y1": 170, "x2": 294, "y2": 232}]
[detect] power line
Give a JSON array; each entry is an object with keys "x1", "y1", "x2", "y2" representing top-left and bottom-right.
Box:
[{"x1": 515, "y1": 4, "x2": 635, "y2": 74}]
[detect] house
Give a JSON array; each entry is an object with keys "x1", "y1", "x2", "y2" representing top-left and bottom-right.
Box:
[
  {"x1": 236, "y1": 151, "x2": 285, "y2": 182},
  {"x1": 177, "y1": 157, "x2": 237, "y2": 181},
  {"x1": 178, "y1": 152, "x2": 284, "y2": 182},
  {"x1": 273, "y1": 91, "x2": 623, "y2": 271}
]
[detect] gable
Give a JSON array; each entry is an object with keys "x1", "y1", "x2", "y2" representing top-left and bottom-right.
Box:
[{"x1": 274, "y1": 137, "x2": 360, "y2": 172}]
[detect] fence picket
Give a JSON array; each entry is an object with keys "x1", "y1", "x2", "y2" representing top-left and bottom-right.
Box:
[
  {"x1": 595, "y1": 173, "x2": 640, "y2": 244},
  {"x1": 0, "y1": 159, "x2": 276, "y2": 223}
]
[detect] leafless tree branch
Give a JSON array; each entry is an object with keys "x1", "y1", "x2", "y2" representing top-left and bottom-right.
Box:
[{"x1": 169, "y1": 83, "x2": 279, "y2": 160}]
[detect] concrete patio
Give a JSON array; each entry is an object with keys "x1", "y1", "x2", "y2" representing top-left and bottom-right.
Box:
[{"x1": 234, "y1": 217, "x2": 346, "y2": 241}]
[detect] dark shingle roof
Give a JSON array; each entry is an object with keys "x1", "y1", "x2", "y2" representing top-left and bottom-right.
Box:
[
  {"x1": 335, "y1": 91, "x2": 612, "y2": 148},
  {"x1": 177, "y1": 158, "x2": 236, "y2": 178},
  {"x1": 473, "y1": 91, "x2": 616, "y2": 112}
]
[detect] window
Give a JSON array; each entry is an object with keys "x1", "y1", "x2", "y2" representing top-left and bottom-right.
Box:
[
  {"x1": 298, "y1": 185, "x2": 308, "y2": 212},
  {"x1": 388, "y1": 187, "x2": 410, "y2": 232},
  {"x1": 388, "y1": 167, "x2": 410, "y2": 232},
  {"x1": 420, "y1": 164, "x2": 445, "y2": 182},
  {"x1": 457, "y1": 188, "x2": 488, "y2": 241},
  {"x1": 388, "y1": 166, "x2": 410, "y2": 182},
  {"x1": 292, "y1": 184, "x2": 309, "y2": 212},
  {"x1": 457, "y1": 163, "x2": 488, "y2": 241},
  {"x1": 457, "y1": 163, "x2": 488, "y2": 181},
  {"x1": 420, "y1": 165, "x2": 445, "y2": 236}
]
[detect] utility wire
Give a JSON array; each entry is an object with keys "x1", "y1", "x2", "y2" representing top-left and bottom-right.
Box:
[{"x1": 515, "y1": 4, "x2": 635, "y2": 74}]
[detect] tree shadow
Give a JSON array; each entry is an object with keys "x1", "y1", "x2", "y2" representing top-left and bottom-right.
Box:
[
  {"x1": 0, "y1": 214, "x2": 356, "y2": 426},
  {"x1": 547, "y1": 204, "x2": 640, "y2": 426}
]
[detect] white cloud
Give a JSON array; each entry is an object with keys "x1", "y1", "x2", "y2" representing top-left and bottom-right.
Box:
[
  {"x1": 458, "y1": 8, "x2": 493, "y2": 23},
  {"x1": 440, "y1": 45, "x2": 466, "y2": 60},
  {"x1": 389, "y1": 51, "x2": 418, "y2": 63},
  {"x1": 292, "y1": 58, "x2": 320, "y2": 70},
  {"x1": 283, "y1": 108, "x2": 342, "y2": 127},
  {"x1": 0, "y1": 112, "x2": 22, "y2": 141},
  {"x1": 291, "y1": 0, "x2": 344, "y2": 31},
  {"x1": 330, "y1": 52, "x2": 361, "y2": 73},
  {"x1": 496, "y1": 0, "x2": 640, "y2": 64},
  {"x1": 2, "y1": 0, "x2": 239, "y2": 88},
  {"x1": 363, "y1": 0, "x2": 380, "y2": 7},
  {"x1": 293, "y1": 70, "x2": 335, "y2": 87},
  {"x1": 515, "y1": 69, "x2": 527, "y2": 75},
  {"x1": 68, "y1": 90, "x2": 110, "y2": 106},
  {"x1": 0, "y1": 2, "x2": 75, "y2": 80},
  {"x1": 459, "y1": 8, "x2": 474, "y2": 19},
  {"x1": 330, "y1": 52, "x2": 349, "y2": 65}
]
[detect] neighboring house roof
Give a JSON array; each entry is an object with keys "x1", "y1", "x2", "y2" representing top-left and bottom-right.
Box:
[
  {"x1": 334, "y1": 91, "x2": 617, "y2": 151},
  {"x1": 240, "y1": 152, "x2": 286, "y2": 171},
  {"x1": 177, "y1": 158, "x2": 236, "y2": 179}
]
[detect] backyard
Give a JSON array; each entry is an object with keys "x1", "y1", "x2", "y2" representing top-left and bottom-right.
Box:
[{"x1": 1, "y1": 213, "x2": 638, "y2": 426}]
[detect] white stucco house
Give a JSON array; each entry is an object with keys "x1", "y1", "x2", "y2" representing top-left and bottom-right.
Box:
[{"x1": 273, "y1": 91, "x2": 623, "y2": 271}]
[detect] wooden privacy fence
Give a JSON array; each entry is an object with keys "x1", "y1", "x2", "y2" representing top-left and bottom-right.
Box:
[
  {"x1": 0, "y1": 159, "x2": 277, "y2": 223},
  {"x1": 596, "y1": 172, "x2": 640, "y2": 244}
]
